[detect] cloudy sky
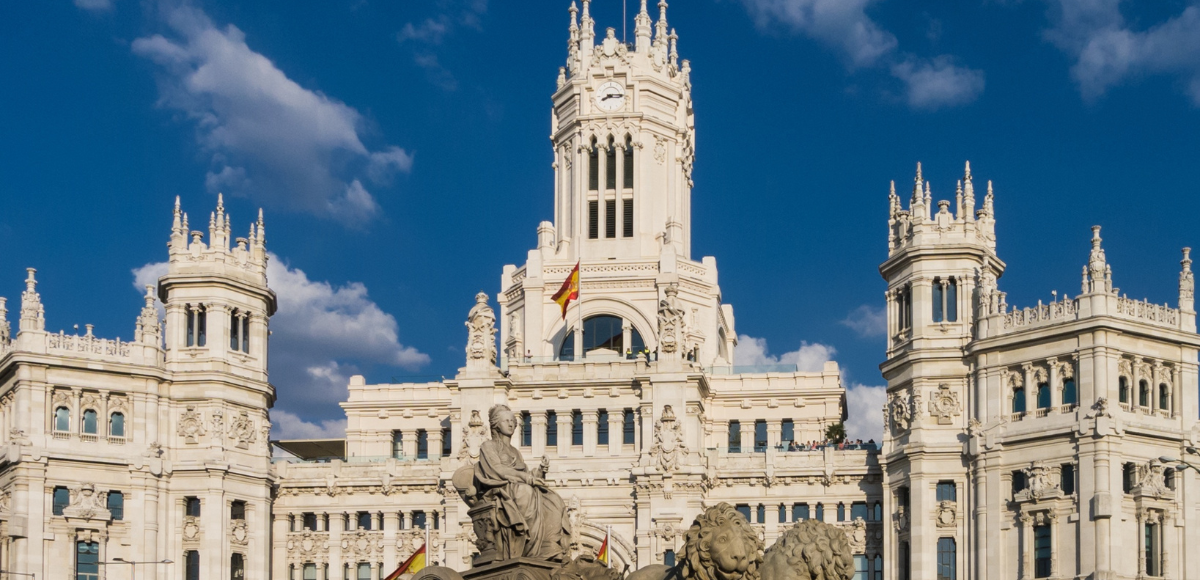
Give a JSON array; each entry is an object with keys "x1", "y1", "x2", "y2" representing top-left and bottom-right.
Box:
[{"x1": 2, "y1": 0, "x2": 1199, "y2": 442}]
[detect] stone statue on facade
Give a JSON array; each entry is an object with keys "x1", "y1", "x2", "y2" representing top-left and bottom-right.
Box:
[
  {"x1": 762, "y1": 519, "x2": 854, "y2": 580},
  {"x1": 649, "y1": 405, "x2": 687, "y2": 474},
  {"x1": 453, "y1": 404, "x2": 571, "y2": 564},
  {"x1": 657, "y1": 284, "x2": 686, "y2": 355},
  {"x1": 465, "y1": 292, "x2": 497, "y2": 369}
]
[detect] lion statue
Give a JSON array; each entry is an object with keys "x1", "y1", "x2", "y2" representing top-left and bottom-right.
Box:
[
  {"x1": 627, "y1": 503, "x2": 763, "y2": 580},
  {"x1": 760, "y1": 520, "x2": 853, "y2": 580}
]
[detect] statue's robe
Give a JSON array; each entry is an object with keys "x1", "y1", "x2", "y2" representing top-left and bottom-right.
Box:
[{"x1": 475, "y1": 439, "x2": 570, "y2": 560}]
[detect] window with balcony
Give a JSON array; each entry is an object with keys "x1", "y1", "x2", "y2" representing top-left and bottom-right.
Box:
[
  {"x1": 1159, "y1": 383, "x2": 1170, "y2": 411},
  {"x1": 1012, "y1": 387, "x2": 1027, "y2": 414},
  {"x1": 753, "y1": 420, "x2": 767, "y2": 452},
  {"x1": 1139, "y1": 380, "x2": 1150, "y2": 407},
  {"x1": 1036, "y1": 382, "x2": 1051, "y2": 410},
  {"x1": 82, "y1": 409, "x2": 98, "y2": 435},
  {"x1": 792, "y1": 503, "x2": 809, "y2": 521},
  {"x1": 412, "y1": 511, "x2": 427, "y2": 529},
  {"x1": 1119, "y1": 376, "x2": 1130, "y2": 404},
  {"x1": 357, "y1": 512, "x2": 372, "y2": 531},
  {"x1": 781, "y1": 419, "x2": 794, "y2": 446},
  {"x1": 109, "y1": 412, "x2": 125, "y2": 437},
  {"x1": 392, "y1": 431, "x2": 403, "y2": 459},
  {"x1": 55, "y1": 406, "x2": 70, "y2": 432},
  {"x1": 302, "y1": 512, "x2": 317, "y2": 531},
  {"x1": 1062, "y1": 378, "x2": 1077, "y2": 406}
]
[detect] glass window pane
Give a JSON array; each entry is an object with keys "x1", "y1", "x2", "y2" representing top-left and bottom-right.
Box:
[
  {"x1": 54, "y1": 487, "x2": 70, "y2": 515},
  {"x1": 571, "y1": 410, "x2": 583, "y2": 445},
  {"x1": 547, "y1": 411, "x2": 558, "y2": 446},
  {"x1": 851, "y1": 502, "x2": 868, "y2": 521},
  {"x1": 83, "y1": 409, "x2": 98, "y2": 434},
  {"x1": 358, "y1": 563, "x2": 371, "y2": 580},
  {"x1": 597, "y1": 410, "x2": 609, "y2": 445},
  {"x1": 77, "y1": 541, "x2": 100, "y2": 580},
  {"x1": 56, "y1": 407, "x2": 70, "y2": 432},
  {"x1": 521, "y1": 412, "x2": 533, "y2": 447},
  {"x1": 947, "y1": 278, "x2": 958, "y2": 321},
  {"x1": 623, "y1": 409, "x2": 635, "y2": 444},
  {"x1": 932, "y1": 280, "x2": 944, "y2": 322},
  {"x1": 781, "y1": 419, "x2": 794, "y2": 444},
  {"x1": 186, "y1": 550, "x2": 201, "y2": 580},
  {"x1": 107, "y1": 491, "x2": 124, "y2": 521},
  {"x1": 110, "y1": 412, "x2": 125, "y2": 437},
  {"x1": 735, "y1": 504, "x2": 751, "y2": 522},
  {"x1": 1034, "y1": 525, "x2": 1052, "y2": 578},
  {"x1": 304, "y1": 564, "x2": 317, "y2": 580},
  {"x1": 392, "y1": 431, "x2": 403, "y2": 459},
  {"x1": 417, "y1": 430, "x2": 428, "y2": 459},
  {"x1": 854, "y1": 555, "x2": 868, "y2": 580},
  {"x1": 1063, "y1": 379, "x2": 1077, "y2": 405},
  {"x1": 728, "y1": 420, "x2": 741, "y2": 453},
  {"x1": 606, "y1": 145, "x2": 616, "y2": 189},
  {"x1": 937, "y1": 538, "x2": 956, "y2": 580},
  {"x1": 1037, "y1": 383, "x2": 1051, "y2": 409},
  {"x1": 623, "y1": 140, "x2": 634, "y2": 189},
  {"x1": 754, "y1": 420, "x2": 767, "y2": 452},
  {"x1": 792, "y1": 503, "x2": 809, "y2": 521}
]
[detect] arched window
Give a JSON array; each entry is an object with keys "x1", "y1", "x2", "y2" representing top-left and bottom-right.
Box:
[
  {"x1": 55, "y1": 406, "x2": 70, "y2": 432},
  {"x1": 872, "y1": 501, "x2": 882, "y2": 521},
  {"x1": 605, "y1": 135, "x2": 616, "y2": 190},
  {"x1": 623, "y1": 135, "x2": 634, "y2": 189},
  {"x1": 357, "y1": 563, "x2": 371, "y2": 580},
  {"x1": 76, "y1": 541, "x2": 100, "y2": 580},
  {"x1": 185, "y1": 550, "x2": 200, "y2": 580},
  {"x1": 623, "y1": 135, "x2": 634, "y2": 238},
  {"x1": 1159, "y1": 383, "x2": 1169, "y2": 411},
  {"x1": 932, "y1": 277, "x2": 944, "y2": 322},
  {"x1": 588, "y1": 138, "x2": 599, "y2": 191},
  {"x1": 558, "y1": 315, "x2": 645, "y2": 360},
  {"x1": 1036, "y1": 382, "x2": 1051, "y2": 410},
  {"x1": 1062, "y1": 378, "x2": 1077, "y2": 406},
  {"x1": 1012, "y1": 386, "x2": 1026, "y2": 414},
  {"x1": 110, "y1": 412, "x2": 125, "y2": 438},
  {"x1": 82, "y1": 409, "x2": 98, "y2": 435},
  {"x1": 1119, "y1": 376, "x2": 1129, "y2": 403},
  {"x1": 946, "y1": 277, "x2": 958, "y2": 322},
  {"x1": 1139, "y1": 380, "x2": 1150, "y2": 407},
  {"x1": 230, "y1": 310, "x2": 241, "y2": 350},
  {"x1": 873, "y1": 555, "x2": 883, "y2": 580}
]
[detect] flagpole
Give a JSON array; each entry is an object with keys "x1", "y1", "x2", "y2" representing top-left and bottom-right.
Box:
[
  {"x1": 607, "y1": 525, "x2": 612, "y2": 569},
  {"x1": 425, "y1": 522, "x2": 431, "y2": 566},
  {"x1": 577, "y1": 260, "x2": 583, "y2": 361}
]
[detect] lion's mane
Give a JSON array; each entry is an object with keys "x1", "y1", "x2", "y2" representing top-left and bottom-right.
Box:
[
  {"x1": 679, "y1": 503, "x2": 763, "y2": 580},
  {"x1": 761, "y1": 519, "x2": 853, "y2": 580}
]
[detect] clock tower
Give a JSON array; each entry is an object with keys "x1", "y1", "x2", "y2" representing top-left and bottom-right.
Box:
[{"x1": 496, "y1": 0, "x2": 736, "y2": 368}]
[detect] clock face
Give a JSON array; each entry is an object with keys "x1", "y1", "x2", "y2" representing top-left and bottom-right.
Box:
[{"x1": 595, "y1": 81, "x2": 626, "y2": 112}]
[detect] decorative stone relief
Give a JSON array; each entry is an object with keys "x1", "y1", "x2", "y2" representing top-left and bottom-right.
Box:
[
  {"x1": 230, "y1": 519, "x2": 249, "y2": 545},
  {"x1": 343, "y1": 530, "x2": 385, "y2": 559},
  {"x1": 178, "y1": 406, "x2": 205, "y2": 444},
  {"x1": 657, "y1": 284, "x2": 686, "y2": 355},
  {"x1": 888, "y1": 392, "x2": 912, "y2": 435},
  {"x1": 649, "y1": 405, "x2": 687, "y2": 474},
  {"x1": 210, "y1": 409, "x2": 225, "y2": 438},
  {"x1": 64, "y1": 483, "x2": 111, "y2": 521},
  {"x1": 0, "y1": 489, "x2": 10, "y2": 514},
  {"x1": 228, "y1": 410, "x2": 257, "y2": 450},
  {"x1": 1135, "y1": 460, "x2": 1171, "y2": 497},
  {"x1": 183, "y1": 515, "x2": 201, "y2": 542},
  {"x1": 1015, "y1": 462, "x2": 1061, "y2": 503},
  {"x1": 504, "y1": 312, "x2": 524, "y2": 360},
  {"x1": 927, "y1": 384, "x2": 961, "y2": 425},
  {"x1": 287, "y1": 530, "x2": 329, "y2": 559},
  {"x1": 465, "y1": 292, "x2": 497, "y2": 369},
  {"x1": 653, "y1": 137, "x2": 666, "y2": 164},
  {"x1": 936, "y1": 501, "x2": 957, "y2": 527},
  {"x1": 457, "y1": 410, "x2": 488, "y2": 461}
]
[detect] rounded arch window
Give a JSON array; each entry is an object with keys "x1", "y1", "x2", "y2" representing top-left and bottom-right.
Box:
[
  {"x1": 559, "y1": 315, "x2": 645, "y2": 359},
  {"x1": 54, "y1": 406, "x2": 70, "y2": 432},
  {"x1": 82, "y1": 409, "x2": 98, "y2": 435}
]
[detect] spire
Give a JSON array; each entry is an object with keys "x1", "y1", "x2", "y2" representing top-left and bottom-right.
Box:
[
  {"x1": 982, "y1": 180, "x2": 994, "y2": 216},
  {"x1": 635, "y1": 0, "x2": 652, "y2": 53},
  {"x1": 955, "y1": 179, "x2": 963, "y2": 220},
  {"x1": 923, "y1": 181, "x2": 932, "y2": 217},
  {"x1": 888, "y1": 180, "x2": 900, "y2": 218},
  {"x1": 19, "y1": 268, "x2": 44, "y2": 332},
  {"x1": 962, "y1": 161, "x2": 975, "y2": 222},
  {"x1": 136, "y1": 284, "x2": 161, "y2": 346},
  {"x1": 654, "y1": 0, "x2": 669, "y2": 48},
  {"x1": 1086, "y1": 226, "x2": 1110, "y2": 293},
  {"x1": 580, "y1": 0, "x2": 594, "y2": 40},
  {"x1": 1180, "y1": 247, "x2": 1194, "y2": 312},
  {"x1": 172, "y1": 196, "x2": 183, "y2": 234},
  {"x1": 0, "y1": 297, "x2": 9, "y2": 344},
  {"x1": 668, "y1": 28, "x2": 679, "y2": 70}
]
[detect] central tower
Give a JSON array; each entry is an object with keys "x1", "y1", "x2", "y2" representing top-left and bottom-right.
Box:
[{"x1": 552, "y1": 0, "x2": 695, "y2": 259}]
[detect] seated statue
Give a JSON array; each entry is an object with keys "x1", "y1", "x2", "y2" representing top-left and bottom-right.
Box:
[{"x1": 454, "y1": 404, "x2": 571, "y2": 564}]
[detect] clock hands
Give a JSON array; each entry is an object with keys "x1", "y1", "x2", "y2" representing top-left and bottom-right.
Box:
[{"x1": 601, "y1": 93, "x2": 622, "y2": 101}]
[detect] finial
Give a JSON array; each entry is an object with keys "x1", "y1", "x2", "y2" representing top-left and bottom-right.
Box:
[
  {"x1": 889, "y1": 180, "x2": 896, "y2": 197},
  {"x1": 217, "y1": 192, "x2": 224, "y2": 211},
  {"x1": 144, "y1": 284, "x2": 156, "y2": 306},
  {"x1": 1183, "y1": 247, "x2": 1193, "y2": 269},
  {"x1": 174, "y1": 196, "x2": 181, "y2": 211},
  {"x1": 964, "y1": 160, "x2": 972, "y2": 180},
  {"x1": 956, "y1": 179, "x2": 963, "y2": 196},
  {"x1": 569, "y1": 1, "x2": 578, "y2": 31},
  {"x1": 915, "y1": 161, "x2": 923, "y2": 183},
  {"x1": 1091, "y1": 225, "x2": 1102, "y2": 247},
  {"x1": 24, "y1": 268, "x2": 36, "y2": 291}
]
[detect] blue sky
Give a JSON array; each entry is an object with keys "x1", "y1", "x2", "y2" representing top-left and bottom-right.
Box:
[{"x1": 2, "y1": 0, "x2": 1199, "y2": 441}]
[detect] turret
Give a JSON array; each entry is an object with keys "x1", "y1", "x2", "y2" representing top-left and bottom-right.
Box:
[{"x1": 634, "y1": 0, "x2": 652, "y2": 53}]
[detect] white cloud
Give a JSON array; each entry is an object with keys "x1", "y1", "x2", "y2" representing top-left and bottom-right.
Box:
[
  {"x1": 891, "y1": 56, "x2": 986, "y2": 110},
  {"x1": 270, "y1": 409, "x2": 347, "y2": 440},
  {"x1": 845, "y1": 383, "x2": 886, "y2": 442},
  {"x1": 132, "y1": 253, "x2": 429, "y2": 416},
  {"x1": 396, "y1": 0, "x2": 488, "y2": 90},
  {"x1": 1045, "y1": 0, "x2": 1200, "y2": 105},
  {"x1": 735, "y1": 335, "x2": 836, "y2": 372},
  {"x1": 741, "y1": 0, "x2": 984, "y2": 109},
  {"x1": 840, "y1": 304, "x2": 887, "y2": 337},
  {"x1": 398, "y1": 19, "x2": 450, "y2": 44},
  {"x1": 131, "y1": 5, "x2": 412, "y2": 225},
  {"x1": 75, "y1": 0, "x2": 113, "y2": 12}
]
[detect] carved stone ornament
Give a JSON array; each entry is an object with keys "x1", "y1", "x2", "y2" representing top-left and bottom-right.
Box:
[
  {"x1": 1135, "y1": 460, "x2": 1171, "y2": 497},
  {"x1": 457, "y1": 410, "x2": 488, "y2": 461},
  {"x1": 843, "y1": 519, "x2": 867, "y2": 553},
  {"x1": 230, "y1": 519, "x2": 249, "y2": 545},
  {"x1": 287, "y1": 530, "x2": 329, "y2": 558},
  {"x1": 228, "y1": 410, "x2": 257, "y2": 450},
  {"x1": 178, "y1": 405, "x2": 205, "y2": 444},
  {"x1": 657, "y1": 284, "x2": 686, "y2": 355},
  {"x1": 928, "y1": 384, "x2": 961, "y2": 425},
  {"x1": 183, "y1": 516, "x2": 201, "y2": 541},
  {"x1": 342, "y1": 530, "x2": 385, "y2": 558},
  {"x1": 653, "y1": 137, "x2": 667, "y2": 165},
  {"x1": 465, "y1": 292, "x2": 497, "y2": 369},
  {"x1": 0, "y1": 489, "x2": 11, "y2": 514},
  {"x1": 649, "y1": 405, "x2": 687, "y2": 474},
  {"x1": 888, "y1": 393, "x2": 912, "y2": 435},
  {"x1": 64, "y1": 483, "x2": 111, "y2": 521},
  {"x1": 1015, "y1": 462, "x2": 1061, "y2": 503},
  {"x1": 936, "y1": 501, "x2": 957, "y2": 527}
]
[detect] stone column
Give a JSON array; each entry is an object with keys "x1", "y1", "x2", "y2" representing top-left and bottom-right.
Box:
[
  {"x1": 383, "y1": 512, "x2": 400, "y2": 575},
  {"x1": 402, "y1": 430, "x2": 416, "y2": 460},
  {"x1": 1021, "y1": 513, "x2": 1033, "y2": 579},
  {"x1": 608, "y1": 412, "x2": 623, "y2": 456},
  {"x1": 272, "y1": 513, "x2": 290, "y2": 580},
  {"x1": 532, "y1": 413, "x2": 548, "y2": 458},
  {"x1": 621, "y1": 322, "x2": 632, "y2": 357},
  {"x1": 371, "y1": 561, "x2": 380, "y2": 580},
  {"x1": 1137, "y1": 510, "x2": 1146, "y2": 576},
  {"x1": 740, "y1": 422, "x2": 754, "y2": 453},
  {"x1": 1047, "y1": 358, "x2": 1060, "y2": 414},
  {"x1": 767, "y1": 421, "x2": 782, "y2": 451},
  {"x1": 429, "y1": 429, "x2": 443, "y2": 460},
  {"x1": 556, "y1": 411, "x2": 572, "y2": 457},
  {"x1": 329, "y1": 513, "x2": 345, "y2": 580},
  {"x1": 582, "y1": 410, "x2": 598, "y2": 456}
]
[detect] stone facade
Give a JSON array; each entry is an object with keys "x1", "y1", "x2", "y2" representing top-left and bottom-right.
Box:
[{"x1": 0, "y1": 196, "x2": 277, "y2": 580}]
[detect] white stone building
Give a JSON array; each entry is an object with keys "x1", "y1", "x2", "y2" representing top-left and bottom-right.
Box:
[
  {"x1": 2, "y1": 2, "x2": 1198, "y2": 580},
  {"x1": 0, "y1": 197, "x2": 277, "y2": 580}
]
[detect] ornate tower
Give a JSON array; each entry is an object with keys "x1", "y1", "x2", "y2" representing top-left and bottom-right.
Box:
[{"x1": 878, "y1": 163, "x2": 1001, "y2": 580}]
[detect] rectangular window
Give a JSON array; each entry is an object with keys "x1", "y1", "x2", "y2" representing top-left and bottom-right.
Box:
[
  {"x1": 735, "y1": 504, "x2": 751, "y2": 522},
  {"x1": 1012, "y1": 471, "x2": 1027, "y2": 496},
  {"x1": 933, "y1": 280, "x2": 944, "y2": 322},
  {"x1": 663, "y1": 550, "x2": 676, "y2": 568},
  {"x1": 232, "y1": 554, "x2": 246, "y2": 580},
  {"x1": 1063, "y1": 379, "x2": 1077, "y2": 405},
  {"x1": 107, "y1": 491, "x2": 124, "y2": 521},
  {"x1": 357, "y1": 512, "x2": 371, "y2": 531},
  {"x1": 873, "y1": 555, "x2": 883, "y2": 580},
  {"x1": 792, "y1": 503, "x2": 809, "y2": 521},
  {"x1": 547, "y1": 410, "x2": 558, "y2": 446},
  {"x1": 187, "y1": 306, "x2": 196, "y2": 347},
  {"x1": 197, "y1": 308, "x2": 207, "y2": 347},
  {"x1": 1034, "y1": 524, "x2": 1052, "y2": 578},
  {"x1": 186, "y1": 496, "x2": 202, "y2": 518},
  {"x1": 622, "y1": 199, "x2": 634, "y2": 238},
  {"x1": 936, "y1": 537, "x2": 956, "y2": 580},
  {"x1": 1061, "y1": 464, "x2": 1076, "y2": 495},
  {"x1": 77, "y1": 541, "x2": 100, "y2": 580},
  {"x1": 623, "y1": 409, "x2": 635, "y2": 444},
  {"x1": 230, "y1": 312, "x2": 240, "y2": 350},
  {"x1": 304, "y1": 564, "x2": 317, "y2": 580},
  {"x1": 412, "y1": 511, "x2": 428, "y2": 529},
  {"x1": 1123, "y1": 463, "x2": 1136, "y2": 493},
  {"x1": 1146, "y1": 522, "x2": 1159, "y2": 577},
  {"x1": 753, "y1": 420, "x2": 767, "y2": 452},
  {"x1": 606, "y1": 146, "x2": 616, "y2": 189},
  {"x1": 781, "y1": 419, "x2": 794, "y2": 445},
  {"x1": 242, "y1": 315, "x2": 250, "y2": 353},
  {"x1": 589, "y1": 148, "x2": 599, "y2": 191},
  {"x1": 571, "y1": 410, "x2": 583, "y2": 446},
  {"x1": 756, "y1": 504, "x2": 765, "y2": 524},
  {"x1": 597, "y1": 409, "x2": 609, "y2": 445},
  {"x1": 899, "y1": 541, "x2": 910, "y2": 580},
  {"x1": 186, "y1": 550, "x2": 201, "y2": 580},
  {"x1": 837, "y1": 503, "x2": 846, "y2": 521},
  {"x1": 231, "y1": 500, "x2": 246, "y2": 520},
  {"x1": 303, "y1": 513, "x2": 317, "y2": 531},
  {"x1": 853, "y1": 555, "x2": 868, "y2": 580},
  {"x1": 936, "y1": 481, "x2": 957, "y2": 502},
  {"x1": 728, "y1": 420, "x2": 741, "y2": 453},
  {"x1": 1037, "y1": 383, "x2": 1051, "y2": 409},
  {"x1": 521, "y1": 412, "x2": 532, "y2": 447},
  {"x1": 623, "y1": 146, "x2": 634, "y2": 189},
  {"x1": 53, "y1": 486, "x2": 70, "y2": 516},
  {"x1": 417, "y1": 429, "x2": 428, "y2": 459},
  {"x1": 947, "y1": 278, "x2": 958, "y2": 322},
  {"x1": 778, "y1": 505, "x2": 787, "y2": 523},
  {"x1": 851, "y1": 501, "x2": 868, "y2": 521},
  {"x1": 442, "y1": 427, "x2": 452, "y2": 457},
  {"x1": 392, "y1": 431, "x2": 403, "y2": 459},
  {"x1": 588, "y1": 201, "x2": 599, "y2": 239},
  {"x1": 358, "y1": 563, "x2": 371, "y2": 580},
  {"x1": 605, "y1": 200, "x2": 616, "y2": 238},
  {"x1": 1013, "y1": 387, "x2": 1026, "y2": 413},
  {"x1": 815, "y1": 503, "x2": 824, "y2": 521}
]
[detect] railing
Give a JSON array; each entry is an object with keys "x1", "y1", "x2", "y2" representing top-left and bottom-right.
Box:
[
  {"x1": 1119, "y1": 403, "x2": 1132, "y2": 412},
  {"x1": 1010, "y1": 412, "x2": 1027, "y2": 422},
  {"x1": 53, "y1": 430, "x2": 71, "y2": 440},
  {"x1": 1115, "y1": 297, "x2": 1179, "y2": 327},
  {"x1": 1035, "y1": 408, "x2": 1050, "y2": 418},
  {"x1": 47, "y1": 331, "x2": 132, "y2": 359},
  {"x1": 80, "y1": 433, "x2": 98, "y2": 443},
  {"x1": 709, "y1": 364, "x2": 801, "y2": 375},
  {"x1": 273, "y1": 455, "x2": 442, "y2": 465},
  {"x1": 1002, "y1": 300, "x2": 1078, "y2": 330},
  {"x1": 108, "y1": 436, "x2": 126, "y2": 445},
  {"x1": 1059, "y1": 404, "x2": 1078, "y2": 413},
  {"x1": 711, "y1": 442, "x2": 879, "y2": 454}
]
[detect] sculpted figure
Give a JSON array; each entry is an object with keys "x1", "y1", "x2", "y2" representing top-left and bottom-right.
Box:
[
  {"x1": 454, "y1": 405, "x2": 570, "y2": 563},
  {"x1": 760, "y1": 520, "x2": 853, "y2": 580},
  {"x1": 628, "y1": 503, "x2": 762, "y2": 580}
]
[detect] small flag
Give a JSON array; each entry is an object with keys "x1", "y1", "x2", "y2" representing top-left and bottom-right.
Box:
[
  {"x1": 597, "y1": 526, "x2": 610, "y2": 568},
  {"x1": 552, "y1": 262, "x2": 580, "y2": 320},
  {"x1": 385, "y1": 544, "x2": 426, "y2": 580}
]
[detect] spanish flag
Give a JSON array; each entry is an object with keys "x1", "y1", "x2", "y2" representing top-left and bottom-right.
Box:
[
  {"x1": 551, "y1": 262, "x2": 580, "y2": 320},
  {"x1": 385, "y1": 544, "x2": 426, "y2": 580},
  {"x1": 597, "y1": 526, "x2": 610, "y2": 568}
]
